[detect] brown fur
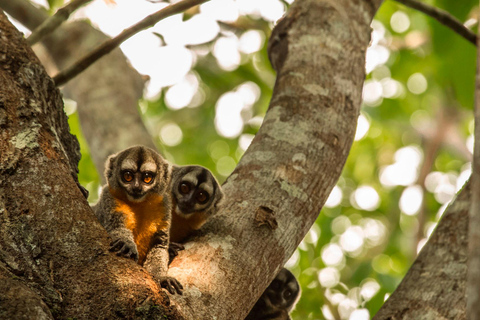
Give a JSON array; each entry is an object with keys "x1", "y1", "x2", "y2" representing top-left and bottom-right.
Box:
[
  {"x1": 169, "y1": 207, "x2": 208, "y2": 243},
  {"x1": 111, "y1": 188, "x2": 169, "y2": 264}
]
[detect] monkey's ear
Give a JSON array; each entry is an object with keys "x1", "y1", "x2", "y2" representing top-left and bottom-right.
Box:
[{"x1": 105, "y1": 154, "x2": 117, "y2": 181}]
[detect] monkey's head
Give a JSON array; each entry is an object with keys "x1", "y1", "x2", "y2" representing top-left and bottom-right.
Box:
[
  {"x1": 262, "y1": 268, "x2": 300, "y2": 312},
  {"x1": 170, "y1": 165, "x2": 224, "y2": 218},
  {"x1": 246, "y1": 268, "x2": 300, "y2": 320},
  {"x1": 105, "y1": 146, "x2": 171, "y2": 203}
]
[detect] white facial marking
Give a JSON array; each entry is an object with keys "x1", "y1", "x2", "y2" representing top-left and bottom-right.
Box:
[
  {"x1": 182, "y1": 172, "x2": 198, "y2": 186},
  {"x1": 140, "y1": 161, "x2": 157, "y2": 173},
  {"x1": 121, "y1": 159, "x2": 137, "y2": 171},
  {"x1": 198, "y1": 182, "x2": 213, "y2": 195}
]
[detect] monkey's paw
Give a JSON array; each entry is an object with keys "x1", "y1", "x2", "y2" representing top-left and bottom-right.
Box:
[
  {"x1": 110, "y1": 238, "x2": 139, "y2": 262},
  {"x1": 168, "y1": 242, "x2": 185, "y2": 264},
  {"x1": 159, "y1": 276, "x2": 183, "y2": 295}
]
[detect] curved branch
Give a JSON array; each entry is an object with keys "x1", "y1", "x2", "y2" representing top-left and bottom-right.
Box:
[
  {"x1": 393, "y1": 0, "x2": 477, "y2": 45},
  {"x1": 27, "y1": 0, "x2": 93, "y2": 45},
  {"x1": 53, "y1": 0, "x2": 209, "y2": 86}
]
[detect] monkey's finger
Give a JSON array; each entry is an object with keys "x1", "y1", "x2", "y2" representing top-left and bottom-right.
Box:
[
  {"x1": 110, "y1": 239, "x2": 124, "y2": 251},
  {"x1": 163, "y1": 281, "x2": 174, "y2": 294},
  {"x1": 114, "y1": 244, "x2": 128, "y2": 257},
  {"x1": 171, "y1": 280, "x2": 183, "y2": 295},
  {"x1": 129, "y1": 251, "x2": 139, "y2": 262}
]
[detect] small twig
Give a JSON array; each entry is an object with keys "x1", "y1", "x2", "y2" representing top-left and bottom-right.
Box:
[
  {"x1": 393, "y1": 0, "x2": 477, "y2": 45},
  {"x1": 52, "y1": 0, "x2": 208, "y2": 86},
  {"x1": 467, "y1": 8, "x2": 480, "y2": 319},
  {"x1": 27, "y1": 0, "x2": 93, "y2": 45}
]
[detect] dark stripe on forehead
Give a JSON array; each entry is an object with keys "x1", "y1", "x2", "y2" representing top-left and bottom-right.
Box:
[
  {"x1": 196, "y1": 167, "x2": 208, "y2": 185},
  {"x1": 137, "y1": 147, "x2": 146, "y2": 171}
]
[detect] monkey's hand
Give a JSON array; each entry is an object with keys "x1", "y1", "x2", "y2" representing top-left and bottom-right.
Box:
[
  {"x1": 110, "y1": 237, "x2": 139, "y2": 262},
  {"x1": 168, "y1": 242, "x2": 185, "y2": 264},
  {"x1": 158, "y1": 276, "x2": 183, "y2": 295}
]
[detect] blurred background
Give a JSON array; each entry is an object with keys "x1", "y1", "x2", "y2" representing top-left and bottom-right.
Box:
[{"x1": 11, "y1": 0, "x2": 478, "y2": 318}]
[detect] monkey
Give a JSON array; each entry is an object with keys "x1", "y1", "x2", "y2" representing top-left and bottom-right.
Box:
[
  {"x1": 245, "y1": 268, "x2": 301, "y2": 320},
  {"x1": 92, "y1": 146, "x2": 182, "y2": 294},
  {"x1": 167, "y1": 165, "x2": 224, "y2": 261}
]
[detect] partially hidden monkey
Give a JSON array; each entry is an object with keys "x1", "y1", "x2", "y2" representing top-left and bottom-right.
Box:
[
  {"x1": 168, "y1": 165, "x2": 224, "y2": 261},
  {"x1": 245, "y1": 268, "x2": 301, "y2": 320},
  {"x1": 93, "y1": 146, "x2": 182, "y2": 294}
]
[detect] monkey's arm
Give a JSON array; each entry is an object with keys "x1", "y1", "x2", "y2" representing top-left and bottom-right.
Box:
[
  {"x1": 93, "y1": 187, "x2": 138, "y2": 261},
  {"x1": 144, "y1": 229, "x2": 183, "y2": 294},
  {"x1": 144, "y1": 196, "x2": 183, "y2": 294}
]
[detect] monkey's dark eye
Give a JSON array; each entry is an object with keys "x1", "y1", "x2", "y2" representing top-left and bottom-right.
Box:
[
  {"x1": 283, "y1": 289, "x2": 292, "y2": 300},
  {"x1": 179, "y1": 182, "x2": 191, "y2": 194},
  {"x1": 122, "y1": 171, "x2": 133, "y2": 182},
  {"x1": 270, "y1": 280, "x2": 281, "y2": 290},
  {"x1": 143, "y1": 172, "x2": 154, "y2": 184},
  {"x1": 196, "y1": 190, "x2": 209, "y2": 204}
]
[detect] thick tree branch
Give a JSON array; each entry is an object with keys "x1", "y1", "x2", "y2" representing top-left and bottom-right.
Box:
[
  {"x1": 27, "y1": 0, "x2": 93, "y2": 45},
  {"x1": 53, "y1": 0, "x2": 209, "y2": 86},
  {"x1": 393, "y1": 0, "x2": 477, "y2": 45},
  {"x1": 467, "y1": 12, "x2": 480, "y2": 319},
  {"x1": 374, "y1": 182, "x2": 469, "y2": 319},
  {"x1": 164, "y1": 0, "x2": 383, "y2": 318}
]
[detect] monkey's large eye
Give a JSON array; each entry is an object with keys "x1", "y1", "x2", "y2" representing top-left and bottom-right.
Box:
[
  {"x1": 196, "y1": 190, "x2": 209, "y2": 204},
  {"x1": 143, "y1": 172, "x2": 154, "y2": 184},
  {"x1": 122, "y1": 171, "x2": 133, "y2": 182},
  {"x1": 179, "y1": 182, "x2": 191, "y2": 194}
]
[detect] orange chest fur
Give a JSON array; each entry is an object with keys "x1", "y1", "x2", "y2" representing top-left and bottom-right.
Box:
[
  {"x1": 170, "y1": 210, "x2": 208, "y2": 243},
  {"x1": 112, "y1": 191, "x2": 169, "y2": 264}
]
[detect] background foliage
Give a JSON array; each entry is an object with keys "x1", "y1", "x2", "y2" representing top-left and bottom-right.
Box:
[{"x1": 42, "y1": 0, "x2": 479, "y2": 318}]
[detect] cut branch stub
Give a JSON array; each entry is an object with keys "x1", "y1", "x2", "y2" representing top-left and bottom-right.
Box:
[{"x1": 255, "y1": 206, "x2": 278, "y2": 230}]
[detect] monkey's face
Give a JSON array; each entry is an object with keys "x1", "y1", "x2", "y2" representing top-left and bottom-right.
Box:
[
  {"x1": 106, "y1": 146, "x2": 170, "y2": 203},
  {"x1": 171, "y1": 166, "x2": 223, "y2": 218},
  {"x1": 263, "y1": 268, "x2": 300, "y2": 312}
]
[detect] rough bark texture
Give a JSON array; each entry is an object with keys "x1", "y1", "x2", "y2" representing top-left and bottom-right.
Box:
[
  {"x1": 0, "y1": 11, "x2": 181, "y2": 319},
  {"x1": 1, "y1": 0, "x2": 155, "y2": 177},
  {"x1": 165, "y1": 0, "x2": 382, "y2": 318},
  {"x1": 373, "y1": 182, "x2": 469, "y2": 320}
]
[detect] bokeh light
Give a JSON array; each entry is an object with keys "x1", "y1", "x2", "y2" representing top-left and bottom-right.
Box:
[
  {"x1": 390, "y1": 11, "x2": 410, "y2": 33},
  {"x1": 352, "y1": 186, "x2": 380, "y2": 211},
  {"x1": 407, "y1": 73, "x2": 428, "y2": 95}
]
